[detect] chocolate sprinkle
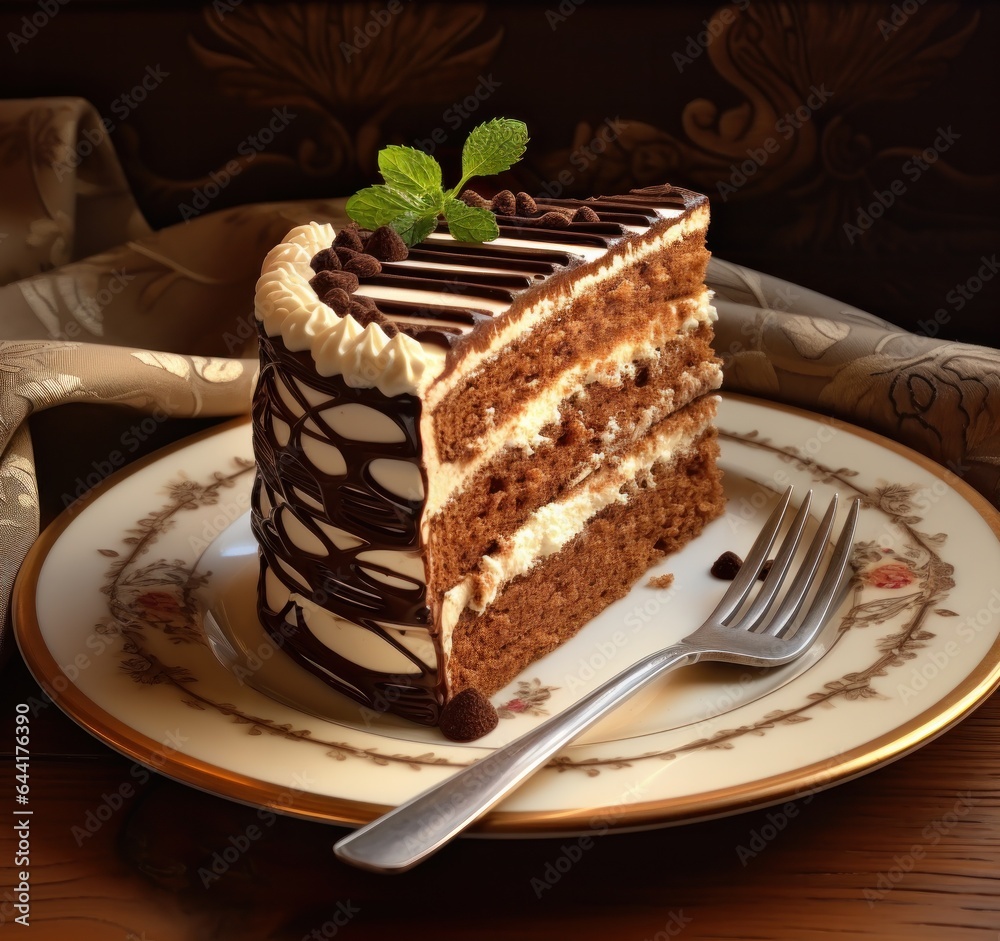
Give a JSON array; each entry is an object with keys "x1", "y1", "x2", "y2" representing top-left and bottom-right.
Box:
[
  {"x1": 458, "y1": 188, "x2": 491, "y2": 209},
  {"x1": 711, "y1": 551, "x2": 743, "y2": 580},
  {"x1": 310, "y1": 247, "x2": 341, "y2": 273},
  {"x1": 319, "y1": 286, "x2": 352, "y2": 311},
  {"x1": 343, "y1": 253, "x2": 382, "y2": 278},
  {"x1": 333, "y1": 226, "x2": 364, "y2": 252},
  {"x1": 439, "y1": 688, "x2": 499, "y2": 742},
  {"x1": 515, "y1": 191, "x2": 538, "y2": 215},
  {"x1": 490, "y1": 189, "x2": 516, "y2": 215},
  {"x1": 536, "y1": 210, "x2": 572, "y2": 228},
  {"x1": 364, "y1": 225, "x2": 408, "y2": 262},
  {"x1": 310, "y1": 269, "x2": 359, "y2": 296}
]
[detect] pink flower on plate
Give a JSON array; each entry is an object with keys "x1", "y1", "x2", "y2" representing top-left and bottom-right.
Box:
[
  {"x1": 135, "y1": 590, "x2": 181, "y2": 612},
  {"x1": 503, "y1": 698, "x2": 527, "y2": 714},
  {"x1": 863, "y1": 561, "x2": 916, "y2": 590}
]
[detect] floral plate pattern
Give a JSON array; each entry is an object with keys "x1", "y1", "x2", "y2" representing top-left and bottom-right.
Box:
[{"x1": 13, "y1": 394, "x2": 1000, "y2": 833}]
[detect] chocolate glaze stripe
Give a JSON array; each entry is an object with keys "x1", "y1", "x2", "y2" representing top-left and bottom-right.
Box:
[
  {"x1": 365, "y1": 271, "x2": 520, "y2": 302},
  {"x1": 406, "y1": 247, "x2": 562, "y2": 276},
  {"x1": 493, "y1": 224, "x2": 619, "y2": 247},
  {"x1": 374, "y1": 298, "x2": 493, "y2": 328},
  {"x1": 378, "y1": 262, "x2": 535, "y2": 291},
  {"x1": 421, "y1": 236, "x2": 580, "y2": 267},
  {"x1": 534, "y1": 198, "x2": 660, "y2": 224}
]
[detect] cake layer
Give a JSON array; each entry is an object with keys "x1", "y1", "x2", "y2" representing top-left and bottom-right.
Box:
[
  {"x1": 428, "y1": 229, "x2": 710, "y2": 463},
  {"x1": 426, "y1": 388, "x2": 721, "y2": 601},
  {"x1": 446, "y1": 428, "x2": 724, "y2": 697}
]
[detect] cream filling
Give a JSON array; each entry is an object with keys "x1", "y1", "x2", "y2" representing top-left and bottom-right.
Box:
[
  {"x1": 438, "y1": 411, "x2": 711, "y2": 649},
  {"x1": 422, "y1": 291, "x2": 720, "y2": 517}
]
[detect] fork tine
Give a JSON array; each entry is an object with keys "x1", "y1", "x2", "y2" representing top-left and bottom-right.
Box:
[
  {"x1": 780, "y1": 496, "x2": 860, "y2": 649},
  {"x1": 709, "y1": 485, "x2": 793, "y2": 625},
  {"x1": 736, "y1": 490, "x2": 814, "y2": 630},
  {"x1": 758, "y1": 493, "x2": 839, "y2": 636}
]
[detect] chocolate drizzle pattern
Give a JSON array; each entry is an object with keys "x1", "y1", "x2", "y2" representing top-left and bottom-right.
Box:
[{"x1": 252, "y1": 328, "x2": 443, "y2": 725}]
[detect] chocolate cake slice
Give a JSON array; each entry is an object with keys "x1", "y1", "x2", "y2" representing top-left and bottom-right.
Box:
[{"x1": 250, "y1": 185, "x2": 725, "y2": 737}]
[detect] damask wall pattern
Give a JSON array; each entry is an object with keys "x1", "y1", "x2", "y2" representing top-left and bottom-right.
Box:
[{"x1": 2, "y1": 1, "x2": 996, "y2": 347}]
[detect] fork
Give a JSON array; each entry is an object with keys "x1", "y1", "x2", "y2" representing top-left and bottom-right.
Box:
[{"x1": 334, "y1": 485, "x2": 860, "y2": 872}]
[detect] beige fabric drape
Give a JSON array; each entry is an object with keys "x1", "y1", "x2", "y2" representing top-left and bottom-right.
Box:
[{"x1": 1, "y1": 97, "x2": 998, "y2": 666}]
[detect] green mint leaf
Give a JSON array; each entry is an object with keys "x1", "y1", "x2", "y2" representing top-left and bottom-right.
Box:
[
  {"x1": 459, "y1": 118, "x2": 528, "y2": 187},
  {"x1": 346, "y1": 185, "x2": 433, "y2": 230},
  {"x1": 443, "y1": 198, "x2": 499, "y2": 243},
  {"x1": 393, "y1": 211, "x2": 439, "y2": 247},
  {"x1": 378, "y1": 145, "x2": 442, "y2": 197}
]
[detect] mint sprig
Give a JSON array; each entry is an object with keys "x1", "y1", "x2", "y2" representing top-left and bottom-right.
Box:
[{"x1": 346, "y1": 118, "x2": 528, "y2": 246}]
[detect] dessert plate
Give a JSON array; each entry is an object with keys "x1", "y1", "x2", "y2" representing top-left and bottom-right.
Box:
[{"x1": 13, "y1": 394, "x2": 1000, "y2": 834}]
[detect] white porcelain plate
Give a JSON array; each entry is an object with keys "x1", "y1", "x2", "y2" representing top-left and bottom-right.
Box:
[{"x1": 14, "y1": 394, "x2": 1000, "y2": 833}]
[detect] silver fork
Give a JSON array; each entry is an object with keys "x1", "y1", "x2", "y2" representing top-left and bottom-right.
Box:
[{"x1": 334, "y1": 485, "x2": 860, "y2": 872}]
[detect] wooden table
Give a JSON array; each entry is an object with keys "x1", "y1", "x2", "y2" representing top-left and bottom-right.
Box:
[
  {"x1": 1, "y1": 637, "x2": 998, "y2": 940},
  {"x1": 2, "y1": 412, "x2": 999, "y2": 940}
]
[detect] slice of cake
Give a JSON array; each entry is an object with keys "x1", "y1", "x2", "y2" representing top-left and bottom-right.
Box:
[{"x1": 251, "y1": 180, "x2": 724, "y2": 739}]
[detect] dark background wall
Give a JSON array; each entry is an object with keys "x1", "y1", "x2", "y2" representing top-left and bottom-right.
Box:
[{"x1": 2, "y1": 0, "x2": 997, "y2": 347}]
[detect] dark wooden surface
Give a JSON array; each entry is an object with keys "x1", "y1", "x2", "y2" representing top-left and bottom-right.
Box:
[{"x1": 1, "y1": 647, "x2": 998, "y2": 940}]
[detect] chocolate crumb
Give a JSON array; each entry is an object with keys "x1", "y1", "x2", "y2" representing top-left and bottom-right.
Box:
[
  {"x1": 572, "y1": 205, "x2": 600, "y2": 223},
  {"x1": 364, "y1": 225, "x2": 408, "y2": 262},
  {"x1": 343, "y1": 253, "x2": 382, "y2": 278},
  {"x1": 439, "y1": 688, "x2": 499, "y2": 742},
  {"x1": 310, "y1": 269, "x2": 359, "y2": 296},
  {"x1": 458, "y1": 188, "x2": 491, "y2": 209},
  {"x1": 333, "y1": 226, "x2": 365, "y2": 252},
  {"x1": 759, "y1": 560, "x2": 774, "y2": 581},
  {"x1": 648, "y1": 573, "x2": 675, "y2": 590},
  {"x1": 515, "y1": 191, "x2": 538, "y2": 215},
  {"x1": 318, "y1": 286, "x2": 352, "y2": 312},
  {"x1": 536, "y1": 210, "x2": 571, "y2": 228},
  {"x1": 711, "y1": 551, "x2": 744, "y2": 580},
  {"x1": 310, "y1": 248, "x2": 341, "y2": 273},
  {"x1": 490, "y1": 190, "x2": 516, "y2": 215}
]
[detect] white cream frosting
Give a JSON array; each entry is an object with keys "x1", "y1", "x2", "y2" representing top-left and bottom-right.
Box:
[{"x1": 255, "y1": 223, "x2": 446, "y2": 397}]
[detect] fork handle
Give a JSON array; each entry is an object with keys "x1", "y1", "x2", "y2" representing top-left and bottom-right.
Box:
[{"x1": 334, "y1": 643, "x2": 702, "y2": 872}]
